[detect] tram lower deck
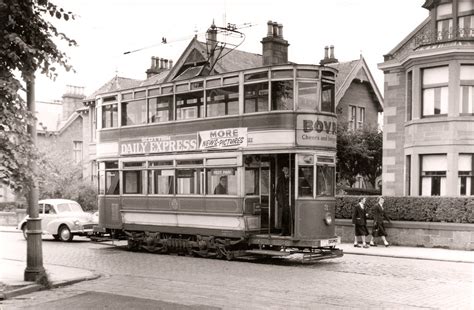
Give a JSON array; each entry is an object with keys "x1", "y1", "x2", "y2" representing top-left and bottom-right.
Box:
[{"x1": 96, "y1": 152, "x2": 342, "y2": 261}]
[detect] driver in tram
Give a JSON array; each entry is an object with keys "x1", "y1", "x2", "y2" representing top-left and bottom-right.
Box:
[
  {"x1": 214, "y1": 176, "x2": 227, "y2": 194},
  {"x1": 276, "y1": 166, "x2": 291, "y2": 235}
]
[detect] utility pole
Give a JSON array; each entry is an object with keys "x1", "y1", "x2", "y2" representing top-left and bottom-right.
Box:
[{"x1": 24, "y1": 74, "x2": 45, "y2": 281}]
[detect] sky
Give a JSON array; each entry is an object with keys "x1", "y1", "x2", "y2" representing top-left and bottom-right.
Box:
[{"x1": 35, "y1": 0, "x2": 429, "y2": 102}]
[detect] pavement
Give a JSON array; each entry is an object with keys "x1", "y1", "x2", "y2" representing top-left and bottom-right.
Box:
[{"x1": 1, "y1": 225, "x2": 473, "y2": 301}]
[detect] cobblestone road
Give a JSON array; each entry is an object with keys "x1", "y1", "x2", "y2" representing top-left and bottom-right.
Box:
[{"x1": 1, "y1": 232, "x2": 472, "y2": 309}]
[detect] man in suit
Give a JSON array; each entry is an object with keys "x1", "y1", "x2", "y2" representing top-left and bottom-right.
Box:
[
  {"x1": 276, "y1": 166, "x2": 291, "y2": 235},
  {"x1": 214, "y1": 176, "x2": 227, "y2": 194}
]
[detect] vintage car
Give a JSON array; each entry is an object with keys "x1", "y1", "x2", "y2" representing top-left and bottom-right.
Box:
[{"x1": 18, "y1": 199, "x2": 98, "y2": 242}]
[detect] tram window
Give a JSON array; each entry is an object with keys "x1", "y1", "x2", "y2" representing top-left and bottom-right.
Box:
[
  {"x1": 149, "y1": 160, "x2": 173, "y2": 167},
  {"x1": 123, "y1": 162, "x2": 145, "y2": 168},
  {"x1": 245, "y1": 71, "x2": 268, "y2": 81},
  {"x1": 271, "y1": 80, "x2": 293, "y2": 111},
  {"x1": 316, "y1": 165, "x2": 335, "y2": 197},
  {"x1": 298, "y1": 166, "x2": 314, "y2": 197},
  {"x1": 223, "y1": 76, "x2": 239, "y2": 85},
  {"x1": 134, "y1": 90, "x2": 146, "y2": 99},
  {"x1": 206, "y1": 86, "x2": 239, "y2": 117},
  {"x1": 206, "y1": 78, "x2": 221, "y2": 88},
  {"x1": 105, "y1": 171, "x2": 120, "y2": 195},
  {"x1": 297, "y1": 70, "x2": 319, "y2": 79},
  {"x1": 102, "y1": 104, "x2": 118, "y2": 128},
  {"x1": 122, "y1": 93, "x2": 133, "y2": 100},
  {"x1": 148, "y1": 96, "x2": 172, "y2": 123},
  {"x1": 104, "y1": 161, "x2": 118, "y2": 169},
  {"x1": 121, "y1": 99, "x2": 146, "y2": 126},
  {"x1": 207, "y1": 168, "x2": 237, "y2": 195},
  {"x1": 245, "y1": 168, "x2": 259, "y2": 195},
  {"x1": 176, "y1": 168, "x2": 203, "y2": 195},
  {"x1": 244, "y1": 82, "x2": 269, "y2": 113},
  {"x1": 123, "y1": 170, "x2": 145, "y2": 194},
  {"x1": 148, "y1": 170, "x2": 174, "y2": 194},
  {"x1": 297, "y1": 81, "x2": 319, "y2": 111},
  {"x1": 148, "y1": 88, "x2": 160, "y2": 96},
  {"x1": 321, "y1": 82, "x2": 335, "y2": 113},
  {"x1": 176, "y1": 91, "x2": 204, "y2": 120},
  {"x1": 272, "y1": 70, "x2": 293, "y2": 79},
  {"x1": 162, "y1": 86, "x2": 173, "y2": 94},
  {"x1": 176, "y1": 159, "x2": 203, "y2": 166}
]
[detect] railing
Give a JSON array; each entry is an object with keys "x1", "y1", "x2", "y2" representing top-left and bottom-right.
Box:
[{"x1": 414, "y1": 28, "x2": 474, "y2": 48}]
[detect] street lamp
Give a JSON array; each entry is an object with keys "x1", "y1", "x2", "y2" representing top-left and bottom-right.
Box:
[{"x1": 24, "y1": 74, "x2": 45, "y2": 281}]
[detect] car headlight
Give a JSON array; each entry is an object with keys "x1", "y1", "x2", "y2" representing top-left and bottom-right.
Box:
[
  {"x1": 324, "y1": 212, "x2": 333, "y2": 225},
  {"x1": 73, "y1": 220, "x2": 80, "y2": 226}
]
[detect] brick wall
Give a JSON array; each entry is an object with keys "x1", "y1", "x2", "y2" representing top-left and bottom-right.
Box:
[
  {"x1": 382, "y1": 70, "x2": 406, "y2": 196},
  {"x1": 337, "y1": 81, "x2": 380, "y2": 127}
]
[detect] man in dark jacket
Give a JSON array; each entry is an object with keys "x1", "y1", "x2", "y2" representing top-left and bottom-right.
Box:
[
  {"x1": 276, "y1": 166, "x2": 290, "y2": 235},
  {"x1": 214, "y1": 176, "x2": 227, "y2": 194}
]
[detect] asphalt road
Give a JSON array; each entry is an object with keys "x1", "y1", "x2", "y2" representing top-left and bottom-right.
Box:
[{"x1": 0, "y1": 231, "x2": 472, "y2": 309}]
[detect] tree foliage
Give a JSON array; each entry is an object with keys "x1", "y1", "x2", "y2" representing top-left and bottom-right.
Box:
[
  {"x1": 336, "y1": 123, "x2": 383, "y2": 188},
  {"x1": 0, "y1": 0, "x2": 76, "y2": 191},
  {"x1": 38, "y1": 151, "x2": 97, "y2": 211}
]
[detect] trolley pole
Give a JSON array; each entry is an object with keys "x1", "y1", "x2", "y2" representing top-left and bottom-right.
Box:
[{"x1": 24, "y1": 74, "x2": 45, "y2": 282}]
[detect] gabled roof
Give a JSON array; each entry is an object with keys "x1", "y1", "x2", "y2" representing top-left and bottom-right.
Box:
[
  {"x1": 85, "y1": 76, "x2": 143, "y2": 100},
  {"x1": 164, "y1": 37, "x2": 264, "y2": 82},
  {"x1": 328, "y1": 56, "x2": 384, "y2": 111}
]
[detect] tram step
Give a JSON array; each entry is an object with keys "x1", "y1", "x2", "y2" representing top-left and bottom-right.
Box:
[{"x1": 245, "y1": 249, "x2": 291, "y2": 257}]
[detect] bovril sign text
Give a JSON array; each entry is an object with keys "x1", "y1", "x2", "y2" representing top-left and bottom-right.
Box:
[{"x1": 296, "y1": 114, "x2": 337, "y2": 147}]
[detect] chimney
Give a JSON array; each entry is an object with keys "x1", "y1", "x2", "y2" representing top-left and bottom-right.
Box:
[
  {"x1": 146, "y1": 56, "x2": 172, "y2": 78},
  {"x1": 62, "y1": 85, "x2": 85, "y2": 121},
  {"x1": 261, "y1": 20, "x2": 289, "y2": 66},
  {"x1": 206, "y1": 21, "x2": 218, "y2": 67},
  {"x1": 319, "y1": 45, "x2": 339, "y2": 65}
]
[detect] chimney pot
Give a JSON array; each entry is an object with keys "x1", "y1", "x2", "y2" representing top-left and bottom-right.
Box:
[
  {"x1": 324, "y1": 46, "x2": 329, "y2": 59},
  {"x1": 169, "y1": 60, "x2": 173, "y2": 68},
  {"x1": 277, "y1": 24, "x2": 283, "y2": 39},
  {"x1": 330, "y1": 45, "x2": 335, "y2": 59},
  {"x1": 272, "y1": 22, "x2": 278, "y2": 37},
  {"x1": 267, "y1": 20, "x2": 273, "y2": 36},
  {"x1": 164, "y1": 59, "x2": 169, "y2": 69}
]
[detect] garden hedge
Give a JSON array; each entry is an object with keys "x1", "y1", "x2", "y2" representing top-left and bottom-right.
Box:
[{"x1": 336, "y1": 196, "x2": 474, "y2": 223}]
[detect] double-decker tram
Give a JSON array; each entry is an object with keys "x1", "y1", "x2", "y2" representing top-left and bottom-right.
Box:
[{"x1": 95, "y1": 64, "x2": 342, "y2": 261}]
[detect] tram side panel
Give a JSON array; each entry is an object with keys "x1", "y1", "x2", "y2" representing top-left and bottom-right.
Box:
[
  {"x1": 100, "y1": 195, "x2": 261, "y2": 238},
  {"x1": 295, "y1": 199, "x2": 337, "y2": 240}
]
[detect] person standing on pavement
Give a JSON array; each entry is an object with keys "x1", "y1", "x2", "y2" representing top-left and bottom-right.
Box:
[
  {"x1": 352, "y1": 197, "x2": 369, "y2": 248},
  {"x1": 369, "y1": 196, "x2": 391, "y2": 247}
]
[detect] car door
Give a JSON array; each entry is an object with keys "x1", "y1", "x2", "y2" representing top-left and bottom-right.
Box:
[{"x1": 42, "y1": 203, "x2": 57, "y2": 234}]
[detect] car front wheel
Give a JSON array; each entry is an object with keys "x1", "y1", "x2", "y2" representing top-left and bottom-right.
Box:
[{"x1": 58, "y1": 225, "x2": 73, "y2": 242}]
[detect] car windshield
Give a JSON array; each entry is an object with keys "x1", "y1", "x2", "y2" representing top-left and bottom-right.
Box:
[{"x1": 56, "y1": 202, "x2": 84, "y2": 213}]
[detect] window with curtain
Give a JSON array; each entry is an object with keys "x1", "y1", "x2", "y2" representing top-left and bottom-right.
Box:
[
  {"x1": 459, "y1": 65, "x2": 474, "y2": 114},
  {"x1": 436, "y1": 3, "x2": 453, "y2": 41},
  {"x1": 458, "y1": 0, "x2": 474, "y2": 38},
  {"x1": 420, "y1": 155, "x2": 447, "y2": 196},
  {"x1": 422, "y1": 66, "x2": 449, "y2": 117},
  {"x1": 459, "y1": 154, "x2": 473, "y2": 196}
]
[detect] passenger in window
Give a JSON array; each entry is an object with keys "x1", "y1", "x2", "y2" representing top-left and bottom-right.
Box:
[
  {"x1": 214, "y1": 176, "x2": 227, "y2": 194},
  {"x1": 276, "y1": 166, "x2": 291, "y2": 236}
]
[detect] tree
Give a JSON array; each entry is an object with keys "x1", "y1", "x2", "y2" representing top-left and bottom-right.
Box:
[
  {"x1": 0, "y1": 0, "x2": 76, "y2": 192},
  {"x1": 336, "y1": 123, "x2": 383, "y2": 188},
  {"x1": 38, "y1": 151, "x2": 98, "y2": 211}
]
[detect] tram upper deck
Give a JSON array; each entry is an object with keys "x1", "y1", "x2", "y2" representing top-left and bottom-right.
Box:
[{"x1": 94, "y1": 64, "x2": 337, "y2": 159}]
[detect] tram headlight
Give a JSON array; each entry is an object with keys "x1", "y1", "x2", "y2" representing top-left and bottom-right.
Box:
[{"x1": 324, "y1": 212, "x2": 333, "y2": 225}]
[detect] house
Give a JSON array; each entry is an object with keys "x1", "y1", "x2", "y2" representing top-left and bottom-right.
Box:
[{"x1": 378, "y1": 0, "x2": 474, "y2": 196}]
